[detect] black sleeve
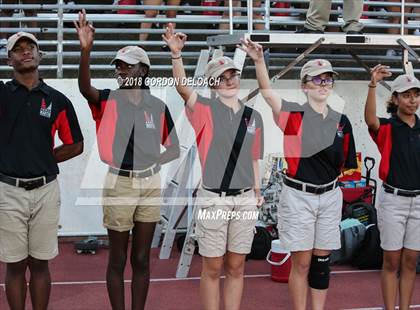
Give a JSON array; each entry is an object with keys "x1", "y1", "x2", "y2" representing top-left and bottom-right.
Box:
[
  {"x1": 88, "y1": 89, "x2": 111, "y2": 121},
  {"x1": 368, "y1": 117, "x2": 390, "y2": 144},
  {"x1": 184, "y1": 94, "x2": 213, "y2": 135},
  {"x1": 275, "y1": 100, "x2": 304, "y2": 132},
  {"x1": 99, "y1": 89, "x2": 111, "y2": 102},
  {"x1": 161, "y1": 104, "x2": 179, "y2": 148},
  {"x1": 56, "y1": 96, "x2": 84, "y2": 145}
]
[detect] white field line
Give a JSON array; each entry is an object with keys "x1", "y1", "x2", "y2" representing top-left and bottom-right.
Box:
[{"x1": 0, "y1": 269, "x2": 380, "y2": 287}]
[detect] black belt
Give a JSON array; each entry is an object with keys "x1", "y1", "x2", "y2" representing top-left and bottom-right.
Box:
[
  {"x1": 109, "y1": 165, "x2": 160, "y2": 178},
  {"x1": 383, "y1": 183, "x2": 420, "y2": 197},
  {"x1": 203, "y1": 187, "x2": 252, "y2": 197},
  {"x1": 283, "y1": 177, "x2": 338, "y2": 195},
  {"x1": 0, "y1": 174, "x2": 57, "y2": 191}
]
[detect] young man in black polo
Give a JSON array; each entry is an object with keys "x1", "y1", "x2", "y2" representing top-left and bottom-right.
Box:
[
  {"x1": 75, "y1": 11, "x2": 179, "y2": 310},
  {"x1": 0, "y1": 32, "x2": 83, "y2": 310}
]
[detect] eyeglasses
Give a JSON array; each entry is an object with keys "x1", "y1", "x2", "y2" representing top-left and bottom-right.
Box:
[
  {"x1": 218, "y1": 73, "x2": 240, "y2": 85},
  {"x1": 306, "y1": 76, "x2": 334, "y2": 86}
]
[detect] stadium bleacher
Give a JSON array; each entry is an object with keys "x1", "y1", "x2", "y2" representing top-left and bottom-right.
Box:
[{"x1": 0, "y1": 0, "x2": 419, "y2": 79}]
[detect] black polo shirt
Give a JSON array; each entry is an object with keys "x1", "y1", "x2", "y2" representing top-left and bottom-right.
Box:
[
  {"x1": 0, "y1": 79, "x2": 83, "y2": 178},
  {"x1": 89, "y1": 89, "x2": 179, "y2": 170},
  {"x1": 186, "y1": 94, "x2": 264, "y2": 190},
  {"x1": 369, "y1": 115, "x2": 420, "y2": 190},
  {"x1": 276, "y1": 100, "x2": 357, "y2": 185}
]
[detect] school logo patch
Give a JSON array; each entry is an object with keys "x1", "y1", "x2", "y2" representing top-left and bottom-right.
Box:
[
  {"x1": 245, "y1": 118, "x2": 256, "y2": 135},
  {"x1": 144, "y1": 111, "x2": 155, "y2": 129},
  {"x1": 337, "y1": 124, "x2": 344, "y2": 138},
  {"x1": 39, "y1": 98, "x2": 52, "y2": 118}
]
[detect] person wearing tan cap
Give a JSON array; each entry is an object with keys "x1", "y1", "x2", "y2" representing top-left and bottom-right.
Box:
[
  {"x1": 365, "y1": 66, "x2": 420, "y2": 310},
  {"x1": 75, "y1": 10, "x2": 180, "y2": 310},
  {"x1": 163, "y1": 24, "x2": 265, "y2": 310},
  {"x1": 0, "y1": 31, "x2": 83, "y2": 310},
  {"x1": 240, "y1": 39, "x2": 358, "y2": 310}
]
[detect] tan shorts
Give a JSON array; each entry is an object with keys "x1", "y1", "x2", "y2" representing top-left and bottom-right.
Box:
[
  {"x1": 102, "y1": 172, "x2": 162, "y2": 232},
  {"x1": 194, "y1": 188, "x2": 259, "y2": 257},
  {"x1": 277, "y1": 183, "x2": 343, "y2": 252},
  {"x1": 0, "y1": 179, "x2": 60, "y2": 263},
  {"x1": 377, "y1": 186, "x2": 420, "y2": 251}
]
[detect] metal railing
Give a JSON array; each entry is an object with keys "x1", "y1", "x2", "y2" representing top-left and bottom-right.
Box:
[{"x1": 0, "y1": 1, "x2": 419, "y2": 77}]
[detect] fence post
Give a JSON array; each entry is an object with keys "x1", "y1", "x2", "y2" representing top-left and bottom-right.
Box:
[
  {"x1": 56, "y1": 0, "x2": 64, "y2": 78},
  {"x1": 400, "y1": 0, "x2": 405, "y2": 35},
  {"x1": 264, "y1": 0, "x2": 270, "y2": 31},
  {"x1": 247, "y1": 0, "x2": 253, "y2": 33}
]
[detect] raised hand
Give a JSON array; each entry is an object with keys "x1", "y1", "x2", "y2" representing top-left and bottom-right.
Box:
[
  {"x1": 74, "y1": 9, "x2": 95, "y2": 51},
  {"x1": 162, "y1": 23, "x2": 187, "y2": 55},
  {"x1": 237, "y1": 38, "x2": 264, "y2": 62},
  {"x1": 370, "y1": 64, "x2": 392, "y2": 84}
]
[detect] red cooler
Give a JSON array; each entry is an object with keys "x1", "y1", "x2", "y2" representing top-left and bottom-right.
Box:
[{"x1": 266, "y1": 239, "x2": 291, "y2": 283}]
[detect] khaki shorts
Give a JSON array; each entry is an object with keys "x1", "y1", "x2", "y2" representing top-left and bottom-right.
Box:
[
  {"x1": 194, "y1": 188, "x2": 259, "y2": 257},
  {"x1": 0, "y1": 179, "x2": 60, "y2": 263},
  {"x1": 277, "y1": 183, "x2": 343, "y2": 252},
  {"x1": 102, "y1": 172, "x2": 162, "y2": 232},
  {"x1": 377, "y1": 186, "x2": 420, "y2": 251}
]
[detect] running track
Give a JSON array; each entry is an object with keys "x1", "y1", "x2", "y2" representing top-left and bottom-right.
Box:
[{"x1": 0, "y1": 242, "x2": 419, "y2": 309}]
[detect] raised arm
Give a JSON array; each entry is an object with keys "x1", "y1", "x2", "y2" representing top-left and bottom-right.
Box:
[
  {"x1": 74, "y1": 10, "x2": 100, "y2": 105},
  {"x1": 162, "y1": 23, "x2": 197, "y2": 109},
  {"x1": 238, "y1": 39, "x2": 283, "y2": 118},
  {"x1": 365, "y1": 64, "x2": 392, "y2": 132}
]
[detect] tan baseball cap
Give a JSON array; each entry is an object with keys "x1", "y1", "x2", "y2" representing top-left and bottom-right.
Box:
[
  {"x1": 300, "y1": 59, "x2": 338, "y2": 80},
  {"x1": 391, "y1": 74, "x2": 420, "y2": 93},
  {"x1": 7, "y1": 32, "x2": 38, "y2": 52},
  {"x1": 110, "y1": 46, "x2": 150, "y2": 67},
  {"x1": 204, "y1": 56, "x2": 240, "y2": 79}
]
